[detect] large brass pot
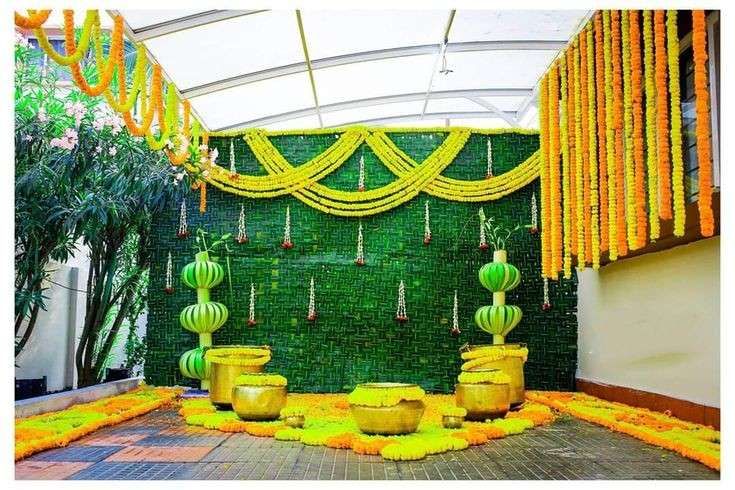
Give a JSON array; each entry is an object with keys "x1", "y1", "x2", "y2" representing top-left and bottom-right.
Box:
[
  {"x1": 231, "y1": 385, "x2": 287, "y2": 421},
  {"x1": 349, "y1": 383, "x2": 425, "y2": 435},
  {"x1": 455, "y1": 381, "x2": 510, "y2": 421},
  {"x1": 462, "y1": 343, "x2": 526, "y2": 406},
  {"x1": 208, "y1": 345, "x2": 270, "y2": 409}
]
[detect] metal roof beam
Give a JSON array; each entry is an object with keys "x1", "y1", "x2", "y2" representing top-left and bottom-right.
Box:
[
  {"x1": 130, "y1": 10, "x2": 267, "y2": 41},
  {"x1": 467, "y1": 97, "x2": 518, "y2": 126},
  {"x1": 182, "y1": 40, "x2": 567, "y2": 99},
  {"x1": 212, "y1": 88, "x2": 532, "y2": 131}
]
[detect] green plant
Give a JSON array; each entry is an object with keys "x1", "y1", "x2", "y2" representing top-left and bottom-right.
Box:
[
  {"x1": 479, "y1": 209, "x2": 530, "y2": 251},
  {"x1": 193, "y1": 228, "x2": 233, "y2": 298}
]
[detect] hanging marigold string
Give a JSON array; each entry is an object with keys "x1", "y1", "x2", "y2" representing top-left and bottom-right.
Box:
[
  {"x1": 654, "y1": 10, "x2": 672, "y2": 220},
  {"x1": 667, "y1": 10, "x2": 686, "y2": 237},
  {"x1": 603, "y1": 11, "x2": 618, "y2": 261},
  {"x1": 621, "y1": 12, "x2": 638, "y2": 250},
  {"x1": 565, "y1": 47, "x2": 577, "y2": 273},
  {"x1": 15, "y1": 9, "x2": 52, "y2": 29},
  {"x1": 539, "y1": 75, "x2": 552, "y2": 279},
  {"x1": 629, "y1": 10, "x2": 648, "y2": 249},
  {"x1": 579, "y1": 29, "x2": 592, "y2": 265},
  {"x1": 573, "y1": 39, "x2": 586, "y2": 269},
  {"x1": 548, "y1": 63, "x2": 562, "y2": 279},
  {"x1": 642, "y1": 11, "x2": 660, "y2": 240},
  {"x1": 594, "y1": 13, "x2": 609, "y2": 253},
  {"x1": 33, "y1": 10, "x2": 96, "y2": 66},
  {"x1": 611, "y1": 10, "x2": 628, "y2": 258},
  {"x1": 559, "y1": 56, "x2": 574, "y2": 279},
  {"x1": 68, "y1": 13, "x2": 123, "y2": 97},
  {"x1": 586, "y1": 26, "x2": 601, "y2": 269},
  {"x1": 692, "y1": 10, "x2": 715, "y2": 237}
]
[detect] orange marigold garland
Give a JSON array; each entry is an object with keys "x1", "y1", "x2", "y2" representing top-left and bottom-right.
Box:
[
  {"x1": 643, "y1": 11, "x2": 660, "y2": 240},
  {"x1": 14, "y1": 9, "x2": 51, "y2": 29},
  {"x1": 587, "y1": 26, "x2": 601, "y2": 269},
  {"x1": 654, "y1": 10, "x2": 672, "y2": 220},
  {"x1": 692, "y1": 10, "x2": 715, "y2": 237},
  {"x1": 579, "y1": 30, "x2": 592, "y2": 266},
  {"x1": 122, "y1": 65, "x2": 162, "y2": 137},
  {"x1": 548, "y1": 63, "x2": 562, "y2": 278},
  {"x1": 559, "y1": 55, "x2": 572, "y2": 278},
  {"x1": 611, "y1": 10, "x2": 628, "y2": 257},
  {"x1": 68, "y1": 13, "x2": 123, "y2": 97},
  {"x1": 667, "y1": 10, "x2": 686, "y2": 237},
  {"x1": 621, "y1": 12, "x2": 637, "y2": 249},
  {"x1": 629, "y1": 11, "x2": 648, "y2": 249},
  {"x1": 594, "y1": 13, "x2": 609, "y2": 253},
  {"x1": 573, "y1": 39, "x2": 586, "y2": 268},
  {"x1": 539, "y1": 75, "x2": 553, "y2": 278}
]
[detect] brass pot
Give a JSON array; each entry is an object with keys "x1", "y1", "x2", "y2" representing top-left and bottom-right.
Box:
[
  {"x1": 208, "y1": 345, "x2": 270, "y2": 408},
  {"x1": 231, "y1": 385, "x2": 287, "y2": 421},
  {"x1": 455, "y1": 381, "x2": 510, "y2": 421},
  {"x1": 461, "y1": 343, "x2": 526, "y2": 406},
  {"x1": 442, "y1": 415, "x2": 464, "y2": 429},
  {"x1": 349, "y1": 383, "x2": 425, "y2": 435}
]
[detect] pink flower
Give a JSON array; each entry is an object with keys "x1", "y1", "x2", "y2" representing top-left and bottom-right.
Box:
[
  {"x1": 108, "y1": 146, "x2": 117, "y2": 156},
  {"x1": 37, "y1": 108, "x2": 48, "y2": 123},
  {"x1": 49, "y1": 127, "x2": 78, "y2": 150}
]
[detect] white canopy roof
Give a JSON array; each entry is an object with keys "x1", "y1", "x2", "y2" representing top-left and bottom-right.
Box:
[{"x1": 106, "y1": 9, "x2": 590, "y2": 132}]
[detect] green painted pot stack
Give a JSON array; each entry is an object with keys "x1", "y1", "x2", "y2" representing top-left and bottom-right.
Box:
[
  {"x1": 178, "y1": 250, "x2": 229, "y2": 389},
  {"x1": 474, "y1": 249, "x2": 523, "y2": 344}
]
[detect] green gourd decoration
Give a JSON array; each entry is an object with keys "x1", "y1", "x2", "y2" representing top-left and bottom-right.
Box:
[
  {"x1": 475, "y1": 249, "x2": 523, "y2": 344},
  {"x1": 177, "y1": 229, "x2": 233, "y2": 389}
]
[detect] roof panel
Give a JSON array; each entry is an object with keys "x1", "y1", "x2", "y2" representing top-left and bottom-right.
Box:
[
  {"x1": 190, "y1": 72, "x2": 314, "y2": 130},
  {"x1": 323, "y1": 101, "x2": 426, "y2": 127},
  {"x1": 144, "y1": 11, "x2": 304, "y2": 89},
  {"x1": 119, "y1": 10, "x2": 210, "y2": 30},
  {"x1": 451, "y1": 10, "x2": 587, "y2": 42},
  {"x1": 300, "y1": 10, "x2": 448, "y2": 60}
]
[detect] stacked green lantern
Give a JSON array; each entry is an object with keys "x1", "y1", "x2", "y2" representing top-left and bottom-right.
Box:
[
  {"x1": 474, "y1": 249, "x2": 523, "y2": 344},
  {"x1": 178, "y1": 250, "x2": 229, "y2": 389}
]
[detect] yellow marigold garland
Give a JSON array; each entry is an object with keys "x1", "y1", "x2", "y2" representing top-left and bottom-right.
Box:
[
  {"x1": 579, "y1": 30, "x2": 592, "y2": 266},
  {"x1": 539, "y1": 75, "x2": 552, "y2": 279},
  {"x1": 559, "y1": 55, "x2": 572, "y2": 278},
  {"x1": 32, "y1": 10, "x2": 96, "y2": 66},
  {"x1": 347, "y1": 384, "x2": 426, "y2": 408},
  {"x1": 621, "y1": 12, "x2": 638, "y2": 249},
  {"x1": 630, "y1": 11, "x2": 648, "y2": 249},
  {"x1": 234, "y1": 373, "x2": 288, "y2": 387},
  {"x1": 573, "y1": 40, "x2": 586, "y2": 269},
  {"x1": 654, "y1": 10, "x2": 672, "y2": 220},
  {"x1": 643, "y1": 11, "x2": 660, "y2": 240},
  {"x1": 603, "y1": 11, "x2": 618, "y2": 261},
  {"x1": 68, "y1": 13, "x2": 123, "y2": 97},
  {"x1": 548, "y1": 64, "x2": 562, "y2": 278},
  {"x1": 587, "y1": 26, "x2": 601, "y2": 269},
  {"x1": 692, "y1": 10, "x2": 715, "y2": 237},
  {"x1": 611, "y1": 11, "x2": 628, "y2": 257},
  {"x1": 566, "y1": 47, "x2": 578, "y2": 271},
  {"x1": 667, "y1": 10, "x2": 686, "y2": 237},
  {"x1": 457, "y1": 371, "x2": 511, "y2": 385},
  {"x1": 204, "y1": 346, "x2": 271, "y2": 366}
]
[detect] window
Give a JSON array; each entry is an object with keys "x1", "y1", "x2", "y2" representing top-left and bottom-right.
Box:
[{"x1": 26, "y1": 37, "x2": 72, "y2": 82}]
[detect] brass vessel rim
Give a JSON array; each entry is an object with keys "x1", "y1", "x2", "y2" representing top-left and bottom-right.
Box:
[
  {"x1": 206, "y1": 344, "x2": 271, "y2": 351},
  {"x1": 357, "y1": 382, "x2": 419, "y2": 389},
  {"x1": 458, "y1": 342, "x2": 526, "y2": 353}
]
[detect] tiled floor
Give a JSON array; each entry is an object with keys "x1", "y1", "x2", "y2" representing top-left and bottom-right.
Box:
[{"x1": 16, "y1": 407, "x2": 719, "y2": 480}]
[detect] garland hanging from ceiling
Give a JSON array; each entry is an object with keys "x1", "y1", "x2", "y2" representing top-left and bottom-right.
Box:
[{"x1": 537, "y1": 9, "x2": 716, "y2": 280}]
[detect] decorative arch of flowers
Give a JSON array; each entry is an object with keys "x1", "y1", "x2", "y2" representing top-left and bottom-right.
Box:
[{"x1": 537, "y1": 10, "x2": 716, "y2": 280}]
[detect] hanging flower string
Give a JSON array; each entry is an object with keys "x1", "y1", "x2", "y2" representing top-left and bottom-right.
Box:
[
  {"x1": 229, "y1": 140, "x2": 238, "y2": 180},
  {"x1": 355, "y1": 222, "x2": 365, "y2": 266},
  {"x1": 485, "y1": 137, "x2": 494, "y2": 179},
  {"x1": 307, "y1": 276, "x2": 317, "y2": 321},
  {"x1": 177, "y1": 199, "x2": 189, "y2": 238},
  {"x1": 450, "y1": 290, "x2": 461, "y2": 337},
  {"x1": 236, "y1": 204, "x2": 249, "y2": 244},
  {"x1": 164, "y1": 252, "x2": 173, "y2": 294},
  {"x1": 357, "y1": 154, "x2": 366, "y2": 192},
  {"x1": 282, "y1": 206, "x2": 293, "y2": 249},
  {"x1": 248, "y1": 283, "x2": 257, "y2": 327},
  {"x1": 530, "y1": 192, "x2": 539, "y2": 234},
  {"x1": 395, "y1": 280, "x2": 408, "y2": 323},
  {"x1": 542, "y1": 277, "x2": 552, "y2": 311},
  {"x1": 423, "y1": 201, "x2": 432, "y2": 245},
  {"x1": 478, "y1": 207, "x2": 489, "y2": 250}
]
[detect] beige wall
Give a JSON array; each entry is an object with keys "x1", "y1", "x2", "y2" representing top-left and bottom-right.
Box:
[{"x1": 577, "y1": 237, "x2": 720, "y2": 407}]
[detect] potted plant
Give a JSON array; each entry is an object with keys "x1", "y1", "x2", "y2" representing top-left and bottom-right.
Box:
[
  {"x1": 348, "y1": 382, "x2": 426, "y2": 435},
  {"x1": 440, "y1": 405, "x2": 467, "y2": 429},
  {"x1": 280, "y1": 406, "x2": 306, "y2": 428},
  {"x1": 455, "y1": 369, "x2": 511, "y2": 421},
  {"x1": 231, "y1": 373, "x2": 287, "y2": 421}
]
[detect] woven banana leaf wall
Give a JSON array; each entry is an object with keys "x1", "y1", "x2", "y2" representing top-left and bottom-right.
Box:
[{"x1": 145, "y1": 131, "x2": 578, "y2": 392}]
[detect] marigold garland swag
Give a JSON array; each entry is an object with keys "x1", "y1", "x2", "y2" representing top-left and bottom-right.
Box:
[{"x1": 537, "y1": 10, "x2": 716, "y2": 279}]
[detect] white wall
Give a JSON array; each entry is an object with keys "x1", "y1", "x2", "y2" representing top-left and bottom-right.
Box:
[{"x1": 577, "y1": 237, "x2": 720, "y2": 407}]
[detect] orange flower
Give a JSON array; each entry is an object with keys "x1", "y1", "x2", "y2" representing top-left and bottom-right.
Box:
[
  {"x1": 548, "y1": 64, "x2": 562, "y2": 278},
  {"x1": 654, "y1": 10, "x2": 672, "y2": 220},
  {"x1": 15, "y1": 10, "x2": 52, "y2": 29},
  {"x1": 123, "y1": 65, "x2": 162, "y2": 137},
  {"x1": 452, "y1": 430, "x2": 488, "y2": 445},
  {"x1": 579, "y1": 30, "x2": 592, "y2": 264},
  {"x1": 611, "y1": 11, "x2": 628, "y2": 257},
  {"x1": 68, "y1": 13, "x2": 122, "y2": 97},
  {"x1": 692, "y1": 10, "x2": 715, "y2": 237},
  {"x1": 629, "y1": 11, "x2": 648, "y2": 249},
  {"x1": 594, "y1": 13, "x2": 609, "y2": 252},
  {"x1": 353, "y1": 438, "x2": 396, "y2": 455},
  {"x1": 539, "y1": 74, "x2": 552, "y2": 278},
  {"x1": 325, "y1": 432, "x2": 356, "y2": 449},
  {"x1": 567, "y1": 47, "x2": 578, "y2": 263},
  {"x1": 246, "y1": 423, "x2": 285, "y2": 437}
]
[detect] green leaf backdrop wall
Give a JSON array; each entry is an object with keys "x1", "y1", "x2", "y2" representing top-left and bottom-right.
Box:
[{"x1": 145, "y1": 131, "x2": 578, "y2": 392}]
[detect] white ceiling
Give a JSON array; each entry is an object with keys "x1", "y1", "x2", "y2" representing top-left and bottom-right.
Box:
[{"x1": 106, "y1": 9, "x2": 589, "y2": 131}]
